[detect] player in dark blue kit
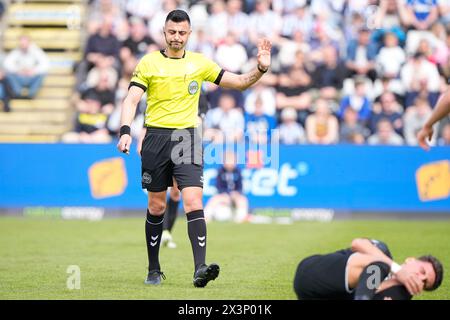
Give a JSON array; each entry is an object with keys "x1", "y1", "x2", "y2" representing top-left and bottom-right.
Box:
[
  {"x1": 205, "y1": 151, "x2": 249, "y2": 223},
  {"x1": 293, "y1": 238, "x2": 443, "y2": 300}
]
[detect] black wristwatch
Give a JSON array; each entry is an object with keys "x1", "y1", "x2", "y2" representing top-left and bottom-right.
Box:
[{"x1": 257, "y1": 64, "x2": 268, "y2": 73}]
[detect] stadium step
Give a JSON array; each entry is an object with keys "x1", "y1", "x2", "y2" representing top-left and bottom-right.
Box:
[
  {"x1": 36, "y1": 87, "x2": 73, "y2": 99},
  {"x1": 0, "y1": 111, "x2": 70, "y2": 124},
  {"x1": 10, "y1": 99, "x2": 71, "y2": 111},
  {"x1": 43, "y1": 75, "x2": 76, "y2": 87},
  {"x1": 0, "y1": 124, "x2": 70, "y2": 135},
  {"x1": 7, "y1": 3, "x2": 85, "y2": 27},
  {"x1": 3, "y1": 28, "x2": 82, "y2": 50},
  {"x1": 47, "y1": 53, "x2": 81, "y2": 75},
  {"x1": 0, "y1": 134, "x2": 60, "y2": 143}
]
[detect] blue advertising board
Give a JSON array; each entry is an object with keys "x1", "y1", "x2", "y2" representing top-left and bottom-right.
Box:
[{"x1": 0, "y1": 143, "x2": 449, "y2": 212}]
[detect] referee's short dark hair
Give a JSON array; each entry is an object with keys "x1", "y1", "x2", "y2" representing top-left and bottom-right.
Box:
[{"x1": 166, "y1": 9, "x2": 191, "y2": 25}]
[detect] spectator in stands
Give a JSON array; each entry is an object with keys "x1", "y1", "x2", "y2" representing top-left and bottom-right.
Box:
[
  {"x1": 437, "y1": 122, "x2": 450, "y2": 146},
  {"x1": 77, "y1": 16, "x2": 121, "y2": 90},
  {"x1": 62, "y1": 91, "x2": 112, "y2": 143},
  {"x1": 204, "y1": 93, "x2": 245, "y2": 143},
  {"x1": 83, "y1": 70, "x2": 116, "y2": 115},
  {"x1": 204, "y1": 151, "x2": 249, "y2": 223},
  {"x1": 312, "y1": 45, "x2": 347, "y2": 101},
  {"x1": 148, "y1": 0, "x2": 179, "y2": 48},
  {"x1": 437, "y1": 0, "x2": 450, "y2": 24},
  {"x1": 376, "y1": 32, "x2": 406, "y2": 79},
  {"x1": 369, "y1": 92, "x2": 404, "y2": 135},
  {"x1": 85, "y1": 16, "x2": 121, "y2": 68},
  {"x1": 400, "y1": 52, "x2": 441, "y2": 108},
  {"x1": 372, "y1": 0, "x2": 407, "y2": 47},
  {"x1": 403, "y1": 97, "x2": 435, "y2": 146},
  {"x1": 248, "y1": 0, "x2": 282, "y2": 47},
  {"x1": 215, "y1": 32, "x2": 248, "y2": 73},
  {"x1": 188, "y1": 28, "x2": 215, "y2": 60},
  {"x1": 276, "y1": 50, "x2": 313, "y2": 111},
  {"x1": 338, "y1": 77, "x2": 372, "y2": 123},
  {"x1": 125, "y1": 0, "x2": 162, "y2": 24},
  {"x1": 280, "y1": 2, "x2": 313, "y2": 39},
  {"x1": 339, "y1": 107, "x2": 370, "y2": 144},
  {"x1": 225, "y1": 0, "x2": 249, "y2": 44},
  {"x1": 276, "y1": 107, "x2": 306, "y2": 145},
  {"x1": 403, "y1": 0, "x2": 439, "y2": 31},
  {"x1": 345, "y1": 27, "x2": 378, "y2": 82},
  {"x1": 107, "y1": 56, "x2": 145, "y2": 139},
  {"x1": 0, "y1": 1, "x2": 4, "y2": 18},
  {"x1": 120, "y1": 16, "x2": 157, "y2": 62},
  {"x1": 244, "y1": 83, "x2": 276, "y2": 116},
  {"x1": 0, "y1": 50, "x2": 10, "y2": 112},
  {"x1": 245, "y1": 94, "x2": 276, "y2": 144},
  {"x1": 87, "y1": 0, "x2": 127, "y2": 37},
  {"x1": 3, "y1": 35, "x2": 49, "y2": 99},
  {"x1": 207, "y1": 0, "x2": 229, "y2": 45},
  {"x1": 305, "y1": 98, "x2": 339, "y2": 144},
  {"x1": 368, "y1": 118, "x2": 404, "y2": 146}
]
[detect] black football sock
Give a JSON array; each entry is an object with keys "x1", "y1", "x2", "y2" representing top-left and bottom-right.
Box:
[
  {"x1": 145, "y1": 210, "x2": 164, "y2": 272},
  {"x1": 187, "y1": 210, "x2": 207, "y2": 271},
  {"x1": 163, "y1": 197, "x2": 179, "y2": 232}
]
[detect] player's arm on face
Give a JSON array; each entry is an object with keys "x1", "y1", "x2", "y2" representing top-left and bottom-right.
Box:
[
  {"x1": 350, "y1": 238, "x2": 423, "y2": 295},
  {"x1": 417, "y1": 89, "x2": 450, "y2": 151},
  {"x1": 117, "y1": 86, "x2": 145, "y2": 154},
  {"x1": 218, "y1": 39, "x2": 271, "y2": 91}
]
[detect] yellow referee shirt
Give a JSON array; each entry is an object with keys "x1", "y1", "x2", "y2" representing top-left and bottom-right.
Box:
[{"x1": 130, "y1": 50, "x2": 224, "y2": 129}]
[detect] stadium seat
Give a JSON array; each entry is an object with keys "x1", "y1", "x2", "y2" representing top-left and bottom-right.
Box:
[
  {"x1": 0, "y1": 124, "x2": 70, "y2": 135},
  {"x1": 7, "y1": 3, "x2": 85, "y2": 27},
  {"x1": 10, "y1": 99, "x2": 71, "y2": 111},
  {"x1": 0, "y1": 134, "x2": 60, "y2": 143},
  {"x1": 0, "y1": 111, "x2": 69, "y2": 124}
]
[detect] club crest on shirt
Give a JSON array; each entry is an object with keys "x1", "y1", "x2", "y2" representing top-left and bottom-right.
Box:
[{"x1": 188, "y1": 80, "x2": 199, "y2": 95}]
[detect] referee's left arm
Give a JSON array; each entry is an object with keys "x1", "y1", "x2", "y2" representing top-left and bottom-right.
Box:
[{"x1": 117, "y1": 86, "x2": 145, "y2": 153}]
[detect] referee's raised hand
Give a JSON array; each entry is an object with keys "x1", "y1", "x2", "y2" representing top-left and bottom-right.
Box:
[{"x1": 256, "y1": 38, "x2": 272, "y2": 71}]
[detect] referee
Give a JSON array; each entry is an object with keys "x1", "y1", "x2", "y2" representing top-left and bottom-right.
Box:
[{"x1": 117, "y1": 9, "x2": 272, "y2": 287}]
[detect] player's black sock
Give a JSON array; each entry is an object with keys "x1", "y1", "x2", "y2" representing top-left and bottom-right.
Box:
[
  {"x1": 187, "y1": 210, "x2": 207, "y2": 271},
  {"x1": 145, "y1": 210, "x2": 164, "y2": 271},
  {"x1": 163, "y1": 198, "x2": 179, "y2": 232},
  {"x1": 354, "y1": 261, "x2": 390, "y2": 300}
]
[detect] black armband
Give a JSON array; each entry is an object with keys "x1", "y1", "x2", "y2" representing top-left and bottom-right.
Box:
[
  {"x1": 120, "y1": 125, "x2": 131, "y2": 137},
  {"x1": 257, "y1": 64, "x2": 268, "y2": 73}
]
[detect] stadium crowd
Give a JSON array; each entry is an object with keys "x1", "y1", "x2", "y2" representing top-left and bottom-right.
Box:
[{"x1": 59, "y1": 0, "x2": 450, "y2": 146}]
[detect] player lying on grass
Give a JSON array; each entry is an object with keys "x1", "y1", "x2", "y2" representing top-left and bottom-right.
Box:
[{"x1": 293, "y1": 238, "x2": 443, "y2": 300}]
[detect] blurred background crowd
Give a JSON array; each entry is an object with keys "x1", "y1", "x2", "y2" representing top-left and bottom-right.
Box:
[{"x1": 1, "y1": 0, "x2": 450, "y2": 147}]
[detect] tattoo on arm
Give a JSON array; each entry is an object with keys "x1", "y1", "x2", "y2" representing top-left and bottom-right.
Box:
[{"x1": 241, "y1": 69, "x2": 263, "y2": 90}]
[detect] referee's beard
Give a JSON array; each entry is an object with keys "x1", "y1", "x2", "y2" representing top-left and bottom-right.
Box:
[{"x1": 164, "y1": 33, "x2": 186, "y2": 52}]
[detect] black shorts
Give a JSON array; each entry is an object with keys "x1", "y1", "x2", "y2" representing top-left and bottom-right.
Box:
[{"x1": 141, "y1": 127, "x2": 203, "y2": 192}]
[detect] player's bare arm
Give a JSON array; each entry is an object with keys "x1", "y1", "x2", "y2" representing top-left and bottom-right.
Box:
[
  {"x1": 349, "y1": 238, "x2": 424, "y2": 295},
  {"x1": 117, "y1": 86, "x2": 145, "y2": 154},
  {"x1": 417, "y1": 89, "x2": 450, "y2": 151},
  {"x1": 219, "y1": 39, "x2": 271, "y2": 91}
]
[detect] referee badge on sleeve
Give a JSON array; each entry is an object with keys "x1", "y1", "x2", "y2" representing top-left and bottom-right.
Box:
[{"x1": 188, "y1": 80, "x2": 199, "y2": 95}]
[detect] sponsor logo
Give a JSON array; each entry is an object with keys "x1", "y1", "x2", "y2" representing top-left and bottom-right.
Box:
[
  {"x1": 88, "y1": 158, "x2": 128, "y2": 199},
  {"x1": 142, "y1": 172, "x2": 152, "y2": 185},
  {"x1": 416, "y1": 160, "x2": 450, "y2": 202},
  {"x1": 198, "y1": 236, "x2": 205, "y2": 247}
]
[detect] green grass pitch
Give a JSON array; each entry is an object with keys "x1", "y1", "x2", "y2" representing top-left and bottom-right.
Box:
[{"x1": 0, "y1": 217, "x2": 449, "y2": 300}]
